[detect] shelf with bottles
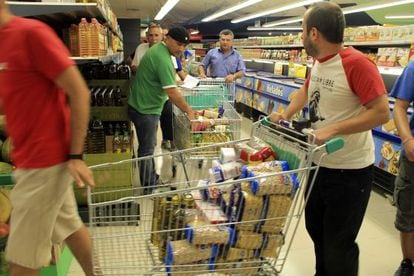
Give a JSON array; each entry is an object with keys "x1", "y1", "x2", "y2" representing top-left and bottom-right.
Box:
[
  {"x1": 6, "y1": 0, "x2": 122, "y2": 40},
  {"x1": 85, "y1": 118, "x2": 132, "y2": 155},
  {"x1": 71, "y1": 52, "x2": 124, "y2": 64}
]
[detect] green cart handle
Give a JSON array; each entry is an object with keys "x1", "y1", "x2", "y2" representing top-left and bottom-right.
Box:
[{"x1": 324, "y1": 137, "x2": 345, "y2": 154}]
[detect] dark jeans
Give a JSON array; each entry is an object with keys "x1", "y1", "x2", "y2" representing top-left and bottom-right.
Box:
[
  {"x1": 305, "y1": 165, "x2": 373, "y2": 276},
  {"x1": 160, "y1": 99, "x2": 173, "y2": 141},
  {"x1": 128, "y1": 106, "x2": 160, "y2": 190}
]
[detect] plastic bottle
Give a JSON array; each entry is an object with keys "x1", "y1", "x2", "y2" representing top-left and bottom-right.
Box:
[
  {"x1": 121, "y1": 128, "x2": 130, "y2": 153},
  {"x1": 112, "y1": 123, "x2": 121, "y2": 153},
  {"x1": 104, "y1": 86, "x2": 113, "y2": 106},
  {"x1": 78, "y1": 18, "x2": 89, "y2": 57},
  {"x1": 89, "y1": 18, "x2": 101, "y2": 57},
  {"x1": 90, "y1": 118, "x2": 105, "y2": 153},
  {"x1": 173, "y1": 203, "x2": 186, "y2": 240},
  {"x1": 114, "y1": 86, "x2": 123, "y2": 106}
]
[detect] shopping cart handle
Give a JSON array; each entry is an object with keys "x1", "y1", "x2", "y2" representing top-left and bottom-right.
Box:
[
  {"x1": 260, "y1": 116, "x2": 270, "y2": 126},
  {"x1": 325, "y1": 137, "x2": 345, "y2": 154}
]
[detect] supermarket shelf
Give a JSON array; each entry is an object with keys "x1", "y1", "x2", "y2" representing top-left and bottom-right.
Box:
[
  {"x1": 345, "y1": 40, "x2": 412, "y2": 46},
  {"x1": 70, "y1": 52, "x2": 123, "y2": 64},
  {"x1": 244, "y1": 59, "x2": 403, "y2": 76},
  {"x1": 243, "y1": 58, "x2": 279, "y2": 64},
  {"x1": 372, "y1": 128, "x2": 401, "y2": 144},
  {"x1": 235, "y1": 40, "x2": 412, "y2": 49},
  {"x1": 236, "y1": 44, "x2": 303, "y2": 49},
  {"x1": 6, "y1": 1, "x2": 122, "y2": 39}
]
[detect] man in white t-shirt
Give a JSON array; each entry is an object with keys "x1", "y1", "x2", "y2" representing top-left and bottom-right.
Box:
[
  {"x1": 270, "y1": 2, "x2": 389, "y2": 276},
  {"x1": 131, "y1": 23, "x2": 163, "y2": 72}
]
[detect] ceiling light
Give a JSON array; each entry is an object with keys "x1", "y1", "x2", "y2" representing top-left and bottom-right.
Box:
[
  {"x1": 263, "y1": 17, "x2": 303, "y2": 27},
  {"x1": 202, "y1": 0, "x2": 263, "y2": 22},
  {"x1": 342, "y1": 0, "x2": 414, "y2": 15},
  {"x1": 154, "y1": 0, "x2": 180, "y2": 20},
  {"x1": 385, "y1": 15, "x2": 414, "y2": 19},
  {"x1": 231, "y1": 0, "x2": 322, "y2": 24},
  {"x1": 263, "y1": 0, "x2": 414, "y2": 27},
  {"x1": 247, "y1": 26, "x2": 303, "y2": 31}
]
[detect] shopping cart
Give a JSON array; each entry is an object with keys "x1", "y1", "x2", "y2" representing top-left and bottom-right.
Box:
[
  {"x1": 87, "y1": 118, "x2": 344, "y2": 275},
  {"x1": 173, "y1": 84, "x2": 242, "y2": 177},
  {"x1": 198, "y1": 78, "x2": 235, "y2": 104}
]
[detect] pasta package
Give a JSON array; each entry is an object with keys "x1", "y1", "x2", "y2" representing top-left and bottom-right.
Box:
[
  {"x1": 186, "y1": 221, "x2": 233, "y2": 245},
  {"x1": 225, "y1": 247, "x2": 255, "y2": 261},
  {"x1": 260, "y1": 234, "x2": 284, "y2": 258},
  {"x1": 165, "y1": 240, "x2": 218, "y2": 265},
  {"x1": 261, "y1": 195, "x2": 292, "y2": 233},
  {"x1": 234, "y1": 231, "x2": 263, "y2": 250},
  {"x1": 241, "y1": 160, "x2": 298, "y2": 196}
]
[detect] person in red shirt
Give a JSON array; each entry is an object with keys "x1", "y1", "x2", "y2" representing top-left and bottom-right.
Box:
[{"x1": 0, "y1": 1, "x2": 95, "y2": 275}]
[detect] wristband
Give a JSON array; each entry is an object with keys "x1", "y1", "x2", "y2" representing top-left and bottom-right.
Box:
[{"x1": 68, "y1": 154, "x2": 84, "y2": 160}]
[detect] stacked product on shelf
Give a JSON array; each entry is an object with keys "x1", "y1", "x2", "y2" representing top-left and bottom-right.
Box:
[{"x1": 74, "y1": 62, "x2": 132, "y2": 206}]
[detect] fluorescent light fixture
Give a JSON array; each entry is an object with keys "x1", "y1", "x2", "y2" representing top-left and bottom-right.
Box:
[
  {"x1": 385, "y1": 14, "x2": 414, "y2": 19},
  {"x1": 154, "y1": 0, "x2": 180, "y2": 20},
  {"x1": 263, "y1": 17, "x2": 303, "y2": 27},
  {"x1": 202, "y1": 0, "x2": 263, "y2": 22},
  {"x1": 190, "y1": 30, "x2": 200, "y2": 34},
  {"x1": 263, "y1": 0, "x2": 414, "y2": 27},
  {"x1": 342, "y1": 0, "x2": 414, "y2": 15},
  {"x1": 247, "y1": 26, "x2": 303, "y2": 31},
  {"x1": 231, "y1": 0, "x2": 322, "y2": 24}
]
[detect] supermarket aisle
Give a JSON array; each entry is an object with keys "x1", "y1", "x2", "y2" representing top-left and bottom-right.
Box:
[{"x1": 69, "y1": 117, "x2": 400, "y2": 276}]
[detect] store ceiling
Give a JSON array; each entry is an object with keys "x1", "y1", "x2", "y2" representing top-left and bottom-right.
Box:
[{"x1": 109, "y1": 0, "x2": 414, "y2": 38}]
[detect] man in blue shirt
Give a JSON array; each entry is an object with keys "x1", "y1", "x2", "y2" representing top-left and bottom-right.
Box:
[
  {"x1": 198, "y1": 29, "x2": 245, "y2": 83},
  {"x1": 390, "y1": 60, "x2": 414, "y2": 276}
]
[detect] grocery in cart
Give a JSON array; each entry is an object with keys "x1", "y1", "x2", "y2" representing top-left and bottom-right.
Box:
[
  {"x1": 87, "y1": 118, "x2": 344, "y2": 275},
  {"x1": 173, "y1": 83, "x2": 241, "y2": 174}
]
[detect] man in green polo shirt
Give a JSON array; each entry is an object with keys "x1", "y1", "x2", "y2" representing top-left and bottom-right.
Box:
[{"x1": 128, "y1": 26, "x2": 194, "y2": 194}]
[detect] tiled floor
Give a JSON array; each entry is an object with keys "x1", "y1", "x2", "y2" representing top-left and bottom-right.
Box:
[{"x1": 69, "y1": 117, "x2": 401, "y2": 275}]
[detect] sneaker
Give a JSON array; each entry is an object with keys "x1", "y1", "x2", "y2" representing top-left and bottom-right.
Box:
[
  {"x1": 161, "y1": 140, "x2": 170, "y2": 150},
  {"x1": 395, "y1": 259, "x2": 414, "y2": 276}
]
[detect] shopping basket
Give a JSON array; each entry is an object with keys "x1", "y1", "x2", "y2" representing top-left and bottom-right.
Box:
[{"x1": 87, "y1": 118, "x2": 344, "y2": 275}]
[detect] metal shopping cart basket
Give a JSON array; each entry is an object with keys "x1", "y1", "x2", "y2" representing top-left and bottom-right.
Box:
[
  {"x1": 173, "y1": 84, "x2": 242, "y2": 175},
  {"x1": 87, "y1": 118, "x2": 344, "y2": 275},
  {"x1": 198, "y1": 78, "x2": 235, "y2": 104}
]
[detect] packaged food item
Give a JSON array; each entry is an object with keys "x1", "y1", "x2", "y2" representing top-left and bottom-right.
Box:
[
  {"x1": 186, "y1": 221, "x2": 233, "y2": 245},
  {"x1": 209, "y1": 162, "x2": 242, "y2": 183},
  {"x1": 260, "y1": 234, "x2": 284, "y2": 258},
  {"x1": 195, "y1": 199, "x2": 228, "y2": 224},
  {"x1": 165, "y1": 240, "x2": 218, "y2": 265},
  {"x1": 242, "y1": 160, "x2": 298, "y2": 196},
  {"x1": 236, "y1": 138, "x2": 277, "y2": 164},
  {"x1": 220, "y1": 148, "x2": 237, "y2": 164},
  {"x1": 225, "y1": 248, "x2": 255, "y2": 261},
  {"x1": 260, "y1": 195, "x2": 292, "y2": 233},
  {"x1": 234, "y1": 231, "x2": 263, "y2": 250}
]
